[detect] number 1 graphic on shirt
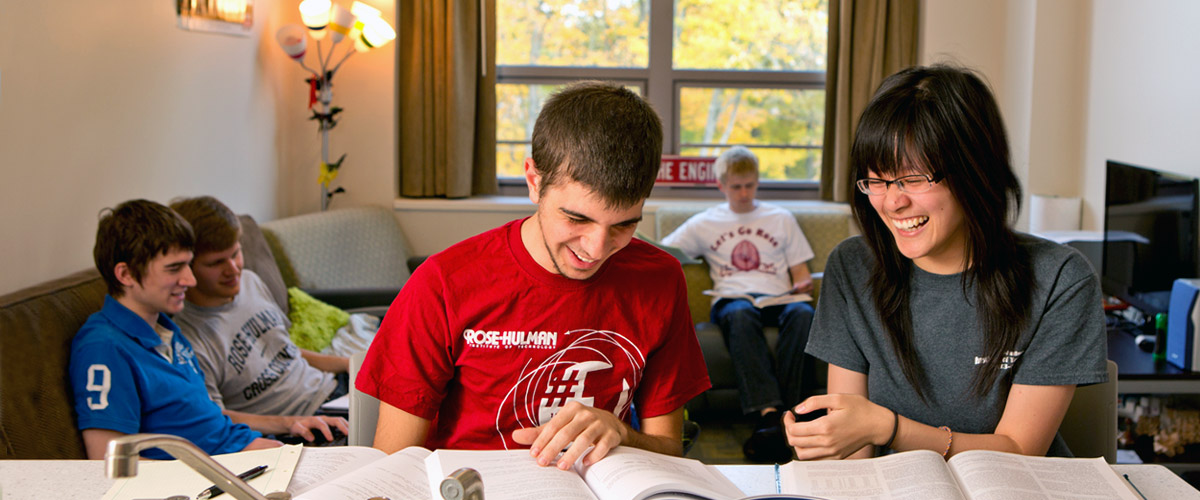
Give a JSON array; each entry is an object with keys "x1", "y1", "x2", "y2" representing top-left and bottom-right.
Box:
[{"x1": 86, "y1": 364, "x2": 111, "y2": 410}]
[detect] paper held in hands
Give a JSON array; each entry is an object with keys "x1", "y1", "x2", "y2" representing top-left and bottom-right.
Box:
[{"x1": 703, "y1": 290, "x2": 813, "y2": 308}]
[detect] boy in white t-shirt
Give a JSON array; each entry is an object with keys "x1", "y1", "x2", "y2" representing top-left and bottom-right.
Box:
[{"x1": 661, "y1": 146, "x2": 816, "y2": 463}]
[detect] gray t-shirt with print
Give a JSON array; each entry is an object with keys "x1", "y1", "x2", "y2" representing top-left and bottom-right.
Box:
[
  {"x1": 175, "y1": 270, "x2": 336, "y2": 416},
  {"x1": 805, "y1": 235, "x2": 1107, "y2": 457}
]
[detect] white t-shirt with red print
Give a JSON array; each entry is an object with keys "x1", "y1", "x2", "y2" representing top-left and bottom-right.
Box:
[
  {"x1": 662, "y1": 202, "x2": 815, "y2": 296},
  {"x1": 357, "y1": 218, "x2": 711, "y2": 451}
]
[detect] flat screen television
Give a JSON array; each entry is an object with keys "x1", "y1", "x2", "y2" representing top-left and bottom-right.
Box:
[{"x1": 1102, "y1": 160, "x2": 1200, "y2": 315}]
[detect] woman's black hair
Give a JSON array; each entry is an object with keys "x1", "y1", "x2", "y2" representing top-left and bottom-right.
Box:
[{"x1": 849, "y1": 64, "x2": 1032, "y2": 400}]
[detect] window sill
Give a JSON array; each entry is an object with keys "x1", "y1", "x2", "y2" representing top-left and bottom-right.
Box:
[{"x1": 496, "y1": 178, "x2": 821, "y2": 201}]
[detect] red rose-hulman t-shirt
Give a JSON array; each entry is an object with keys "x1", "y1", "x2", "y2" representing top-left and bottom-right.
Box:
[{"x1": 357, "y1": 218, "x2": 711, "y2": 450}]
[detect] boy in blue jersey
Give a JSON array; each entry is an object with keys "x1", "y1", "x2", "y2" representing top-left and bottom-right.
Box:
[{"x1": 70, "y1": 199, "x2": 281, "y2": 459}]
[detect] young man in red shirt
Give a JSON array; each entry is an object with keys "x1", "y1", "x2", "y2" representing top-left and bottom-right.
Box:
[{"x1": 358, "y1": 81, "x2": 711, "y2": 469}]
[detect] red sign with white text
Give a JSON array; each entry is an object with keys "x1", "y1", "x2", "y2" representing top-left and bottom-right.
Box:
[{"x1": 656, "y1": 156, "x2": 718, "y2": 186}]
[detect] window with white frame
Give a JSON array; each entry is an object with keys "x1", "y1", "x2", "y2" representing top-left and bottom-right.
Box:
[{"x1": 496, "y1": 0, "x2": 828, "y2": 184}]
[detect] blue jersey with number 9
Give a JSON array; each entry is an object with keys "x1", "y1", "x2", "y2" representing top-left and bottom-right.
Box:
[{"x1": 70, "y1": 296, "x2": 260, "y2": 459}]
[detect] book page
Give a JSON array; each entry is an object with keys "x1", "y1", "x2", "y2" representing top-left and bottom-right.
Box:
[
  {"x1": 1114, "y1": 464, "x2": 1200, "y2": 500},
  {"x1": 286, "y1": 445, "x2": 387, "y2": 496},
  {"x1": 947, "y1": 451, "x2": 1140, "y2": 500},
  {"x1": 702, "y1": 290, "x2": 813, "y2": 307},
  {"x1": 426, "y1": 449, "x2": 599, "y2": 500},
  {"x1": 102, "y1": 444, "x2": 301, "y2": 500},
  {"x1": 780, "y1": 450, "x2": 967, "y2": 500},
  {"x1": 753, "y1": 293, "x2": 813, "y2": 307},
  {"x1": 294, "y1": 446, "x2": 432, "y2": 500},
  {"x1": 579, "y1": 447, "x2": 744, "y2": 500}
]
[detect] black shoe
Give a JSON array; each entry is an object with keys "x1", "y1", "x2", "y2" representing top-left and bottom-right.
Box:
[
  {"x1": 743, "y1": 410, "x2": 793, "y2": 463},
  {"x1": 682, "y1": 419, "x2": 701, "y2": 456}
]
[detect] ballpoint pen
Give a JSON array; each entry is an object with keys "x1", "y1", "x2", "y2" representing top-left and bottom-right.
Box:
[
  {"x1": 1123, "y1": 473, "x2": 1149, "y2": 500},
  {"x1": 196, "y1": 464, "x2": 269, "y2": 500}
]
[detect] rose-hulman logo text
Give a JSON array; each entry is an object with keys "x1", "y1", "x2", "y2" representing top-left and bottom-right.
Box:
[{"x1": 463, "y1": 328, "x2": 559, "y2": 349}]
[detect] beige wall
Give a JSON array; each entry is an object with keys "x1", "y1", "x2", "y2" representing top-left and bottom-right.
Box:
[
  {"x1": 0, "y1": 0, "x2": 396, "y2": 296},
  {"x1": 1081, "y1": 0, "x2": 1200, "y2": 230},
  {"x1": 921, "y1": 0, "x2": 1200, "y2": 232},
  {"x1": 920, "y1": 0, "x2": 1090, "y2": 230}
]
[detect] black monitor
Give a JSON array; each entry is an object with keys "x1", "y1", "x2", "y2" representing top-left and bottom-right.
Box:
[{"x1": 1102, "y1": 160, "x2": 1200, "y2": 315}]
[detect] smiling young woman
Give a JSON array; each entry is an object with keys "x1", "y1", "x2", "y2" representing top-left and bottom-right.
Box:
[{"x1": 784, "y1": 65, "x2": 1108, "y2": 461}]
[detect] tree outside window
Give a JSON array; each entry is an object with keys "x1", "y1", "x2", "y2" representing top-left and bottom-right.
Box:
[{"x1": 496, "y1": 0, "x2": 827, "y2": 184}]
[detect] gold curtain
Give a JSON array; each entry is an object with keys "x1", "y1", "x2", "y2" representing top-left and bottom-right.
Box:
[
  {"x1": 398, "y1": 0, "x2": 497, "y2": 198},
  {"x1": 820, "y1": 0, "x2": 919, "y2": 202}
]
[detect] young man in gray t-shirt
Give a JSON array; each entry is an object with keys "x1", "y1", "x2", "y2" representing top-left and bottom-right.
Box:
[{"x1": 171, "y1": 196, "x2": 348, "y2": 443}]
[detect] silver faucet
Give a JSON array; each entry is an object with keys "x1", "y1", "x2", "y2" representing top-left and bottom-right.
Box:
[{"x1": 105, "y1": 433, "x2": 291, "y2": 500}]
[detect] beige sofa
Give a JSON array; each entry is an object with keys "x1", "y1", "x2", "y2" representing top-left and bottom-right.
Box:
[
  {"x1": 652, "y1": 201, "x2": 859, "y2": 416},
  {"x1": 0, "y1": 206, "x2": 409, "y2": 459}
]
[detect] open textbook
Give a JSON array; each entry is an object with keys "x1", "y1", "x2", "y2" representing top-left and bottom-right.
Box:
[
  {"x1": 289, "y1": 445, "x2": 747, "y2": 500},
  {"x1": 780, "y1": 449, "x2": 1140, "y2": 500},
  {"x1": 703, "y1": 290, "x2": 813, "y2": 308}
]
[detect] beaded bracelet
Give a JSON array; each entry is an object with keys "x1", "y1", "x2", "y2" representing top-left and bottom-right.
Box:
[
  {"x1": 939, "y1": 426, "x2": 953, "y2": 456},
  {"x1": 883, "y1": 409, "x2": 899, "y2": 449}
]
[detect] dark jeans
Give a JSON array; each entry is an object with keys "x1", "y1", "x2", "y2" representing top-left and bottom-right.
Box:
[{"x1": 711, "y1": 297, "x2": 815, "y2": 415}]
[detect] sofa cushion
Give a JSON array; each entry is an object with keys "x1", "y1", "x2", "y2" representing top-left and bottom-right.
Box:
[
  {"x1": 287, "y1": 287, "x2": 350, "y2": 352},
  {"x1": 238, "y1": 214, "x2": 289, "y2": 315},
  {"x1": 261, "y1": 206, "x2": 412, "y2": 290},
  {"x1": 0, "y1": 269, "x2": 103, "y2": 458}
]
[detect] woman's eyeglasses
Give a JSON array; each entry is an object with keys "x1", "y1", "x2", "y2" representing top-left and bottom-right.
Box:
[{"x1": 855, "y1": 174, "x2": 942, "y2": 195}]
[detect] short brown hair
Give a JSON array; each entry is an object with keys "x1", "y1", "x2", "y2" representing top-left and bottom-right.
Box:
[
  {"x1": 170, "y1": 196, "x2": 242, "y2": 256},
  {"x1": 530, "y1": 81, "x2": 663, "y2": 208},
  {"x1": 94, "y1": 199, "x2": 195, "y2": 297},
  {"x1": 714, "y1": 146, "x2": 759, "y2": 182}
]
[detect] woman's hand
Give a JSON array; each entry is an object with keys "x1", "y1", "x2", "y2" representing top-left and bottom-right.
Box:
[{"x1": 783, "y1": 394, "x2": 892, "y2": 460}]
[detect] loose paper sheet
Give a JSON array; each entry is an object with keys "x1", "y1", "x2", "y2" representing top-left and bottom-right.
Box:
[{"x1": 101, "y1": 444, "x2": 301, "y2": 500}]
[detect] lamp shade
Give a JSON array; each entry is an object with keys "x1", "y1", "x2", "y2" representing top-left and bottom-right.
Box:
[
  {"x1": 328, "y1": 3, "x2": 356, "y2": 43},
  {"x1": 276, "y1": 24, "x2": 309, "y2": 60},
  {"x1": 299, "y1": 0, "x2": 332, "y2": 39},
  {"x1": 355, "y1": 16, "x2": 395, "y2": 52},
  {"x1": 351, "y1": 1, "x2": 381, "y2": 27},
  {"x1": 349, "y1": 1, "x2": 380, "y2": 45}
]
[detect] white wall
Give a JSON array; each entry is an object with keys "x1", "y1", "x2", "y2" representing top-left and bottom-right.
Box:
[
  {"x1": 1081, "y1": 0, "x2": 1200, "y2": 230},
  {"x1": 0, "y1": 1, "x2": 280, "y2": 294},
  {"x1": 921, "y1": 0, "x2": 1200, "y2": 232},
  {"x1": 920, "y1": 0, "x2": 1091, "y2": 231},
  {"x1": 0, "y1": 0, "x2": 396, "y2": 296}
]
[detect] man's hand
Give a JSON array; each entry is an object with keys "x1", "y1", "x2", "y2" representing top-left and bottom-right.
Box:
[
  {"x1": 243, "y1": 437, "x2": 284, "y2": 451},
  {"x1": 510, "y1": 401, "x2": 629, "y2": 470},
  {"x1": 286, "y1": 415, "x2": 349, "y2": 442},
  {"x1": 789, "y1": 263, "x2": 814, "y2": 295},
  {"x1": 300, "y1": 349, "x2": 351, "y2": 374},
  {"x1": 791, "y1": 278, "x2": 814, "y2": 295}
]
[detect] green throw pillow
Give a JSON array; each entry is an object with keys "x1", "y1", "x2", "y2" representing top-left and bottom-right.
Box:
[{"x1": 287, "y1": 287, "x2": 350, "y2": 352}]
